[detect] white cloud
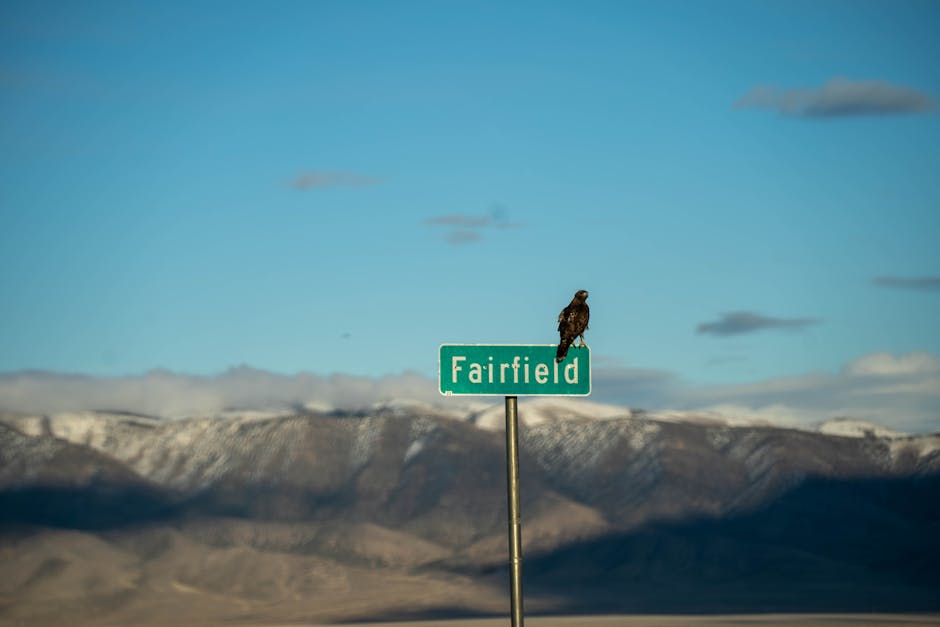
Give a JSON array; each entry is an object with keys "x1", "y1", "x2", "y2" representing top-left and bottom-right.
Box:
[
  {"x1": 594, "y1": 352, "x2": 940, "y2": 434},
  {"x1": 844, "y1": 352, "x2": 940, "y2": 377},
  {"x1": 1, "y1": 352, "x2": 938, "y2": 434},
  {"x1": 692, "y1": 403, "x2": 821, "y2": 429},
  {"x1": 0, "y1": 367, "x2": 440, "y2": 419}
]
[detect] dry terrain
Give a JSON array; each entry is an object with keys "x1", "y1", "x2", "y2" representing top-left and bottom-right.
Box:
[
  {"x1": 334, "y1": 617, "x2": 940, "y2": 627},
  {"x1": 109, "y1": 614, "x2": 940, "y2": 627}
]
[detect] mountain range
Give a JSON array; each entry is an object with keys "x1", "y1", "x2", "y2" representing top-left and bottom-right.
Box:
[{"x1": 1, "y1": 399, "x2": 938, "y2": 625}]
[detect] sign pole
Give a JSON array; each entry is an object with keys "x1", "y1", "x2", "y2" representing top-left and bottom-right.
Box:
[
  {"x1": 439, "y1": 344, "x2": 591, "y2": 626},
  {"x1": 504, "y1": 395, "x2": 524, "y2": 627}
]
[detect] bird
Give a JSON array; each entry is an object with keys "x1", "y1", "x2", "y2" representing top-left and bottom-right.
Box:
[{"x1": 556, "y1": 289, "x2": 589, "y2": 363}]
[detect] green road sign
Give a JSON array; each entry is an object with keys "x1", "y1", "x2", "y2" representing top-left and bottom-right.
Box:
[{"x1": 439, "y1": 344, "x2": 591, "y2": 396}]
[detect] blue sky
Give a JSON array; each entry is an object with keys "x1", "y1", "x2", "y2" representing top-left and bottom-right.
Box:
[{"x1": 1, "y1": 1, "x2": 939, "y2": 428}]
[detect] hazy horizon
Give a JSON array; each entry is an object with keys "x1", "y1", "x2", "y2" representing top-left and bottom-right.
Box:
[{"x1": 2, "y1": 351, "x2": 939, "y2": 433}]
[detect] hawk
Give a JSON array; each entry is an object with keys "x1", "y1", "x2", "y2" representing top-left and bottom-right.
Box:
[{"x1": 556, "y1": 289, "x2": 589, "y2": 363}]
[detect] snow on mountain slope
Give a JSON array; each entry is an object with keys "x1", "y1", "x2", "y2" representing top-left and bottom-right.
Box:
[
  {"x1": 0, "y1": 422, "x2": 70, "y2": 486},
  {"x1": 1, "y1": 408, "x2": 460, "y2": 498},
  {"x1": 813, "y1": 418, "x2": 940, "y2": 464},
  {"x1": 523, "y1": 415, "x2": 660, "y2": 483},
  {"x1": 3, "y1": 411, "x2": 353, "y2": 491},
  {"x1": 468, "y1": 397, "x2": 631, "y2": 430},
  {"x1": 818, "y1": 417, "x2": 908, "y2": 439},
  {"x1": 889, "y1": 433, "x2": 940, "y2": 462},
  {"x1": 2, "y1": 399, "x2": 938, "y2": 499},
  {"x1": 644, "y1": 409, "x2": 775, "y2": 428}
]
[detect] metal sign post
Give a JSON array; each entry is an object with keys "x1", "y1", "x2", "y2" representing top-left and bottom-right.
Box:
[
  {"x1": 438, "y1": 343, "x2": 591, "y2": 627},
  {"x1": 504, "y1": 395, "x2": 524, "y2": 627}
]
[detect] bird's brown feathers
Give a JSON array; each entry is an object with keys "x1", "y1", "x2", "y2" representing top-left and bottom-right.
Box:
[{"x1": 556, "y1": 289, "x2": 589, "y2": 362}]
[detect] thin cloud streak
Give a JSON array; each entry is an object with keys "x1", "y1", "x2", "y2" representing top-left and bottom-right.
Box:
[
  {"x1": 873, "y1": 276, "x2": 940, "y2": 292},
  {"x1": 424, "y1": 214, "x2": 492, "y2": 228},
  {"x1": 289, "y1": 171, "x2": 381, "y2": 189},
  {"x1": 445, "y1": 229, "x2": 483, "y2": 245},
  {"x1": 697, "y1": 311, "x2": 819, "y2": 336},
  {"x1": 736, "y1": 78, "x2": 934, "y2": 118},
  {"x1": 424, "y1": 207, "x2": 523, "y2": 245}
]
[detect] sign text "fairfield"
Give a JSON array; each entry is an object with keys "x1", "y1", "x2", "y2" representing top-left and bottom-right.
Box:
[{"x1": 439, "y1": 344, "x2": 591, "y2": 396}]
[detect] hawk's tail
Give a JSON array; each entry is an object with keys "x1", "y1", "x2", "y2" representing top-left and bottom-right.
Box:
[{"x1": 556, "y1": 339, "x2": 572, "y2": 363}]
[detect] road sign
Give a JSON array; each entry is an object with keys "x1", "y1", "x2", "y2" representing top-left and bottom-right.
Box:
[{"x1": 439, "y1": 344, "x2": 591, "y2": 396}]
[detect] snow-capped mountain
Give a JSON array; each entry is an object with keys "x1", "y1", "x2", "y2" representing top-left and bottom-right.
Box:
[{"x1": 1, "y1": 401, "x2": 938, "y2": 624}]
